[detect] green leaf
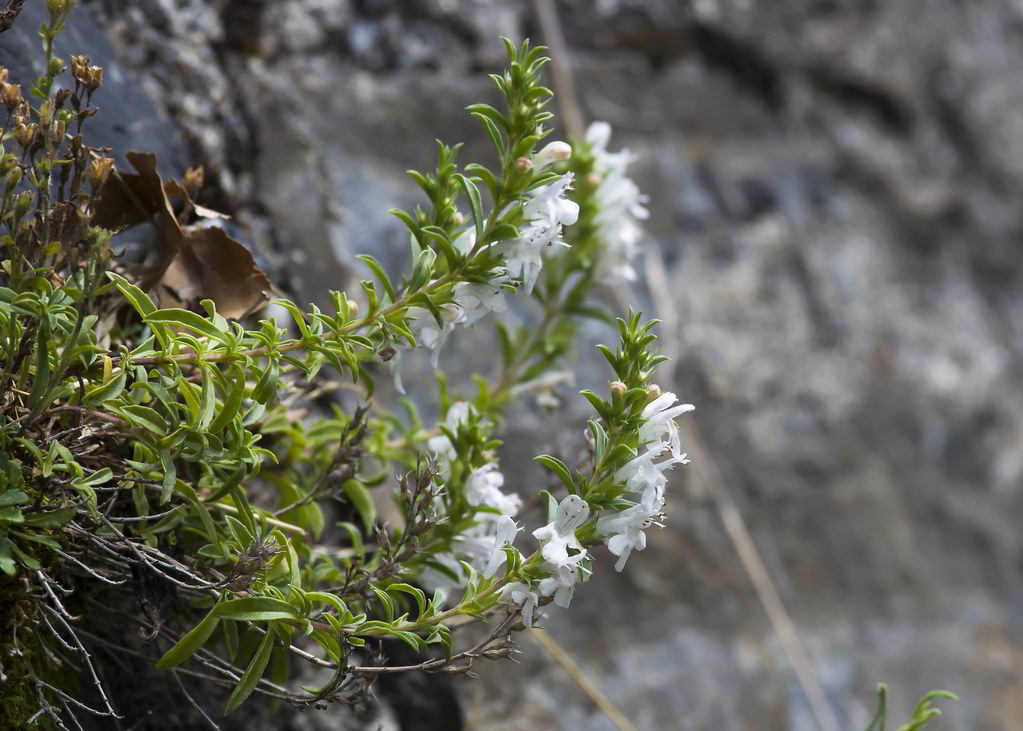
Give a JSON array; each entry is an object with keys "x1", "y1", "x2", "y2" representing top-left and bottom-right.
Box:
[
  {"x1": 305, "y1": 591, "x2": 348, "y2": 616},
  {"x1": 116, "y1": 405, "x2": 167, "y2": 434},
  {"x1": 355, "y1": 255, "x2": 396, "y2": 302},
  {"x1": 251, "y1": 359, "x2": 279, "y2": 405},
  {"x1": 214, "y1": 597, "x2": 300, "y2": 623},
  {"x1": 83, "y1": 367, "x2": 127, "y2": 406},
  {"x1": 146, "y1": 308, "x2": 229, "y2": 343},
  {"x1": 455, "y1": 174, "x2": 485, "y2": 238},
  {"x1": 370, "y1": 586, "x2": 395, "y2": 622},
  {"x1": 387, "y1": 583, "x2": 426, "y2": 617},
  {"x1": 0, "y1": 490, "x2": 29, "y2": 507},
  {"x1": 26, "y1": 315, "x2": 51, "y2": 411},
  {"x1": 159, "y1": 450, "x2": 177, "y2": 504},
  {"x1": 108, "y1": 273, "x2": 169, "y2": 345},
  {"x1": 21, "y1": 507, "x2": 75, "y2": 528},
  {"x1": 0, "y1": 507, "x2": 25, "y2": 523},
  {"x1": 225, "y1": 629, "x2": 274, "y2": 714},
  {"x1": 343, "y1": 480, "x2": 376, "y2": 533},
  {"x1": 0, "y1": 543, "x2": 15, "y2": 575},
  {"x1": 535, "y1": 455, "x2": 576, "y2": 493},
  {"x1": 198, "y1": 366, "x2": 216, "y2": 430},
  {"x1": 76, "y1": 468, "x2": 113, "y2": 487},
  {"x1": 155, "y1": 600, "x2": 222, "y2": 669}
]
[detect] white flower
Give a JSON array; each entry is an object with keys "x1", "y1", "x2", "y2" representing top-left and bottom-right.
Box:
[
  {"x1": 455, "y1": 280, "x2": 507, "y2": 327},
  {"x1": 538, "y1": 562, "x2": 587, "y2": 608},
  {"x1": 532, "y1": 140, "x2": 571, "y2": 171},
  {"x1": 596, "y1": 488, "x2": 664, "y2": 572},
  {"x1": 615, "y1": 449, "x2": 671, "y2": 504},
  {"x1": 419, "y1": 552, "x2": 465, "y2": 601},
  {"x1": 415, "y1": 302, "x2": 466, "y2": 368},
  {"x1": 479, "y1": 515, "x2": 520, "y2": 577},
  {"x1": 501, "y1": 581, "x2": 539, "y2": 626},
  {"x1": 423, "y1": 515, "x2": 520, "y2": 600},
  {"x1": 386, "y1": 348, "x2": 405, "y2": 394},
  {"x1": 427, "y1": 401, "x2": 471, "y2": 469},
  {"x1": 502, "y1": 173, "x2": 579, "y2": 294},
  {"x1": 585, "y1": 121, "x2": 650, "y2": 283},
  {"x1": 639, "y1": 391, "x2": 695, "y2": 459},
  {"x1": 466, "y1": 463, "x2": 522, "y2": 518},
  {"x1": 404, "y1": 228, "x2": 508, "y2": 367},
  {"x1": 532, "y1": 494, "x2": 589, "y2": 568}
]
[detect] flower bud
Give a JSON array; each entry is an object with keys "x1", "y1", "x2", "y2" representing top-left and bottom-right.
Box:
[
  {"x1": 533, "y1": 140, "x2": 571, "y2": 171},
  {"x1": 515, "y1": 156, "x2": 533, "y2": 173},
  {"x1": 645, "y1": 384, "x2": 662, "y2": 401},
  {"x1": 48, "y1": 57, "x2": 65, "y2": 77},
  {"x1": 40, "y1": 100, "x2": 54, "y2": 127},
  {"x1": 439, "y1": 302, "x2": 465, "y2": 324},
  {"x1": 15, "y1": 190, "x2": 32, "y2": 218},
  {"x1": 1, "y1": 83, "x2": 22, "y2": 110},
  {"x1": 47, "y1": 0, "x2": 72, "y2": 19},
  {"x1": 89, "y1": 157, "x2": 114, "y2": 189},
  {"x1": 347, "y1": 300, "x2": 359, "y2": 318},
  {"x1": 610, "y1": 380, "x2": 627, "y2": 399},
  {"x1": 5, "y1": 166, "x2": 22, "y2": 189},
  {"x1": 451, "y1": 210, "x2": 466, "y2": 226},
  {"x1": 584, "y1": 171, "x2": 602, "y2": 188}
]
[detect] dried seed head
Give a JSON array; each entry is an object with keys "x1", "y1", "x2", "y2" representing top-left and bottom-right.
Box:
[
  {"x1": 183, "y1": 166, "x2": 204, "y2": 197},
  {"x1": 89, "y1": 157, "x2": 114, "y2": 189},
  {"x1": 0, "y1": 68, "x2": 8, "y2": 84},
  {"x1": 14, "y1": 123, "x2": 34, "y2": 149},
  {"x1": 378, "y1": 345, "x2": 396, "y2": 362},
  {"x1": 85, "y1": 66, "x2": 103, "y2": 92},
  {"x1": 1, "y1": 83, "x2": 22, "y2": 111},
  {"x1": 71, "y1": 55, "x2": 89, "y2": 82}
]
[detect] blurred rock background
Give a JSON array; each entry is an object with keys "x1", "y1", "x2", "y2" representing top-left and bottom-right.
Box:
[{"x1": 6, "y1": 0, "x2": 1023, "y2": 728}]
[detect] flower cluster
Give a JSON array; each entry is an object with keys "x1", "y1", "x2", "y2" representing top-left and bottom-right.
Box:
[
  {"x1": 421, "y1": 402, "x2": 524, "y2": 600},
  {"x1": 502, "y1": 169, "x2": 579, "y2": 294},
  {"x1": 396, "y1": 142, "x2": 576, "y2": 380},
  {"x1": 597, "y1": 389, "x2": 694, "y2": 571},
  {"x1": 584, "y1": 121, "x2": 649, "y2": 283}
]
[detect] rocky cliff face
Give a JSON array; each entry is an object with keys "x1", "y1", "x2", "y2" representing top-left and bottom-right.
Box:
[{"x1": 8, "y1": 0, "x2": 1023, "y2": 728}]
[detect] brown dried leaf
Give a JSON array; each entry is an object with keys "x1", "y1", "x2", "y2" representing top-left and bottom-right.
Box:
[
  {"x1": 92, "y1": 151, "x2": 182, "y2": 288},
  {"x1": 164, "y1": 179, "x2": 232, "y2": 220},
  {"x1": 93, "y1": 151, "x2": 269, "y2": 318},
  {"x1": 159, "y1": 225, "x2": 270, "y2": 319}
]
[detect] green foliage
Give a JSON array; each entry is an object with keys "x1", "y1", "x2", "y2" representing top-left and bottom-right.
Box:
[{"x1": 866, "y1": 684, "x2": 958, "y2": 731}]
